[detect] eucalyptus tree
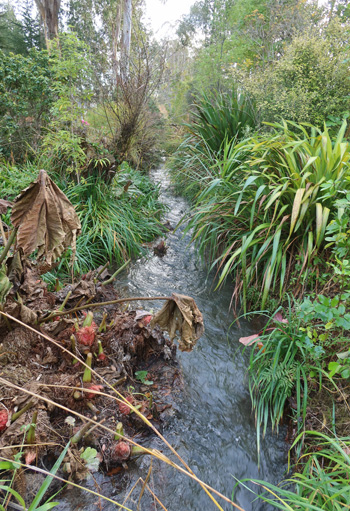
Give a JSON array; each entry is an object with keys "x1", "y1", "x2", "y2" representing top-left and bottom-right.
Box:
[{"x1": 34, "y1": 0, "x2": 60, "y2": 48}]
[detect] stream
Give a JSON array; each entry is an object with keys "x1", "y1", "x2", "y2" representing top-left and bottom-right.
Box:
[{"x1": 57, "y1": 165, "x2": 287, "y2": 511}]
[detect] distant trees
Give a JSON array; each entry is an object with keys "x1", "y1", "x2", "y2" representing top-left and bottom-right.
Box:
[{"x1": 172, "y1": 0, "x2": 350, "y2": 129}]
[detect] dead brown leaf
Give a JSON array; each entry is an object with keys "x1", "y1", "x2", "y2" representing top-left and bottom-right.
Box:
[
  {"x1": 11, "y1": 170, "x2": 81, "y2": 265},
  {"x1": 150, "y1": 293, "x2": 204, "y2": 352},
  {"x1": 0, "y1": 199, "x2": 13, "y2": 215}
]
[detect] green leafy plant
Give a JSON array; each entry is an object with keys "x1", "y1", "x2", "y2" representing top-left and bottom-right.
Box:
[
  {"x1": 234, "y1": 431, "x2": 350, "y2": 510},
  {"x1": 184, "y1": 120, "x2": 350, "y2": 308},
  {"x1": 40, "y1": 165, "x2": 166, "y2": 281},
  {"x1": 242, "y1": 308, "x2": 312, "y2": 457},
  {"x1": 135, "y1": 370, "x2": 153, "y2": 386},
  {"x1": 168, "y1": 88, "x2": 256, "y2": 201}
]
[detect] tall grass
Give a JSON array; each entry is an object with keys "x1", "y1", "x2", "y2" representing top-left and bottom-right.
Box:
[
  {"x1": 168, "y1": 88, "x2": 256, "y2": 200},
  {"x1": 0, "y1": 162, "x2": 166, "y2": 280},
  {"x1": 50, "y1": 167, "x2": 166, "y2": 278},
  {"x1": 235, "y1": 431, "x2": 350, "y2": 510},
  {"x1": 184, "y1": 120, "x2": 350, "y2": 307},
  {"x1": 242, "y1": 302, "x2": 318, "y2": 457}
]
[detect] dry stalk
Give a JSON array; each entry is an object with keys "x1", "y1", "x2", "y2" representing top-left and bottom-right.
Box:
[{"x1": 0, "y1": 310, "x2": 245, "y2": 511}]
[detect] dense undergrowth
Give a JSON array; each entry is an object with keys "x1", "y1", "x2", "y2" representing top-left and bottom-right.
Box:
[
  {"x1": 169, "y1": 87, "x2": 350, "y2": 510},
  {"x1": 0, "y1": 161, "x2": 166, "y2": 283}
]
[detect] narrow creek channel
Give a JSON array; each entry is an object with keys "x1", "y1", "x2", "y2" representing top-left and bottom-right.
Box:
[{"x1": 57, "y1": 165, "x2": 287, "y2": 511}]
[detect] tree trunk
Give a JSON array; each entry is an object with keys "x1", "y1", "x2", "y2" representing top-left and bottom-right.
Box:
[
  {"x1": 121, "y1": 0, "x2": 132, "y2": 77},
  {"x1": 34, "y1": 0, "x2": 61, "y2": 49},
  {"x1": 111, "y1": 1, "x2": 123, "y2": 83}
]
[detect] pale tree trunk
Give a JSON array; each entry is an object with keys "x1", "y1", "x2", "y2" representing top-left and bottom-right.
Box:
[
  {"x1": 111, "y1": 1, "x2": 123, "y2": 84},
  {"x1": 121, "y1": 0, "x2": 132, "y2": 77},
  {"x1": 34, "y1": 0, "x2": 61, "y2": 49}
]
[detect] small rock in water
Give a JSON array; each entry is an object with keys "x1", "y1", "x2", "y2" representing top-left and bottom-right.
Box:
[{"x1": 153, "y1": 240, "x2": 167, "y2": 257}]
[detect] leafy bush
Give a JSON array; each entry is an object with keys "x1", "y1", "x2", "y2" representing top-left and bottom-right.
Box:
[
  {"x1": 185, "y1": 121, "x2": 350, "y2": 307},
  {"x1": 236, "y1": 20, "x2": 350, "y2": 128}
]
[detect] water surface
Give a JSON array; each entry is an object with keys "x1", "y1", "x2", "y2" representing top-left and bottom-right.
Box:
[{"x1": 57, "y1": 166, "x2": 287, "y2": 511}]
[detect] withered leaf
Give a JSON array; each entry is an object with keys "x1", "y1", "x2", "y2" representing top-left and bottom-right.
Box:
[
  {"x1": 0, "y1": 263, "x2": 12, "y2": 304},
  {"x1": 0, "y1": 199, "x2": 13, "y2": 215},
  {"x1": 11, "y1": 170, "x2": 81, "y2": 265},
  {"x1": 150, "y1": 293, "x2": 204, "y2": 352},
  {"x1": 238, "y1": 334, "x2": 261, "y2": 346}
]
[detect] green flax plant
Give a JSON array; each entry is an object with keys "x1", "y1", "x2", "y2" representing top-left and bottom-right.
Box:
[
  {"x1": 168, "y1": 88, "x2": 257, "y2": 200},
  {"x1": 185, "y1": 120, "x2": 350, "y2": 308},
  {"x1": 235, "y1": 432, "x2": 350, "y2": 510},
  {"x1": 188, "y1": 89, "x2": 257, "y2": 154}
]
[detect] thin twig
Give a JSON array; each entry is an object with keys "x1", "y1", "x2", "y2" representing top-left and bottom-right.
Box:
[{"x1": 39, "y1": 295, "x2": 171, "y2": 323}]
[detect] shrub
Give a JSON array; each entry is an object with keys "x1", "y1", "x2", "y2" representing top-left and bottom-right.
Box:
[
  {"x1": 236, "y1": 20, "x2": 350, "y2": 128},
  {"x1": 0, "y1": 48, "x2": 53, "y2": 160}
]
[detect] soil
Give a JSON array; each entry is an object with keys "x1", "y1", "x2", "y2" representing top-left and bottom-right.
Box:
[{"x1": 0, "y1": 265, "x2": 182, "y2": 503}]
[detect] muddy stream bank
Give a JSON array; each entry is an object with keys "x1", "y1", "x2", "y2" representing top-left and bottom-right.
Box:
[{"x1": 57, "y1": 166, "x2": 287, "y2": 511}]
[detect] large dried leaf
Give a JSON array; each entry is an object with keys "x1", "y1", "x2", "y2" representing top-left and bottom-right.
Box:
[
  {"x1": 0, "y1": 199, "x2": 13, "y2": 215},
  {"x1": 150, "y1": 293, "x2": 204, "y2": 352},
  {"x1": 11, "y1": 170, "x2": 81, "y2": 265}
]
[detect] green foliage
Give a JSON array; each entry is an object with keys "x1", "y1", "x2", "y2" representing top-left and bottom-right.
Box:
[
  {"x1": 168, "y1": 88, "x2": 256, "y2": 200},
  {"x1": 0, "y1": 3, "x2": 27, "y2": 55},
  {"x1": 43, "y1": 163, "x2": 166, "y2": 280},
  {"x1": 236, "y1": 20, "x2": 350, "y2": 127},
  {"x1": 235, "y1": 432, "x2": 350, "y2": 510},
  {"x1": 48, "y1": 33, "x2": 93, "y2": 127},
  {"x1": 0, "y1": 162, "x2": 38, "y2": 199},
  {"x1": 244, "y1": 290, "x2": 350, "y2": 461},
  {"x1": 298, "y1": 294, "x2": 350, "y2": 332},
  {"x1": 325, "y1": 193, "x2": 350, "y2": 261},
  {"x1": 245, "y1": 308, "x2": 311, "y2": 456},
  {"x1": 189, "y1": 89, "x2": 257, "y2": 153},
  {"x1": 135, "y1": 370, "x2": 153, "y2": 385},
  {"x1": 0, "y1": 161, "x2": 166, "y2": 282},
  {"x1": 0, "y1": 48, "x2": 53, "y2": 160},
  {"x1": 184, "y1": 120, "x2": 350, "y2": 308}
]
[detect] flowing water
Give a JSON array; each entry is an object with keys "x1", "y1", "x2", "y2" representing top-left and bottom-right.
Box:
[{"x1": 57, "y1": 166, "x2": 287, "y2": 511}]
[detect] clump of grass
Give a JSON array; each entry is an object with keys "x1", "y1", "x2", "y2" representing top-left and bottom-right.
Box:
[
  {"x1": 243, "y1": 304, "x2": 312, "y2": 458},
  {"x1": 183, "y1": 120, "x2": 350, "y2": 308},
  {"x1": 48, "y1": 166, "x2": 166, "y2": 280},
  {"x1": 234, "y1": 431, "x2": 350, "y2": 510},
  {"x1": 0, "y1": 162, "x2": 38, "y2": 200},
  {"x1": 168, "y1": 88, "x2": 256, "y2": 201},
  {"x1": 0, "y1": 162, "x2": 167, "y2": 282}
]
